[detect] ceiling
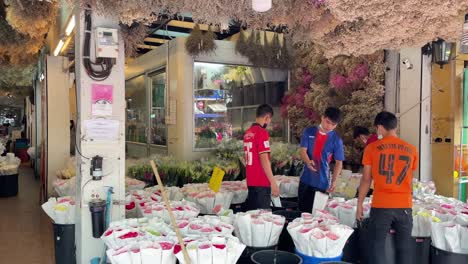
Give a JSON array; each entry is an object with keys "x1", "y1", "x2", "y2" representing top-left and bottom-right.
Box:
[{"x1": 136, "y1": 15, "x2": 242, "y2": 55}]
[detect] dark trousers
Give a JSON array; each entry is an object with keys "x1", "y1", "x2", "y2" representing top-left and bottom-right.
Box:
[
  {"x1": 246, "y1": 186, "x2": 271, "y2": 211},
  {"x1": 297, "y1": 181, "x2": 327, "y2": 213},
  {"x1": 368, "y1": 208, "x2": 413, "y2": 264}
]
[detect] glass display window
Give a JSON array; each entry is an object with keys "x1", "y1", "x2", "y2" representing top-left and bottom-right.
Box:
[
  {"x1": 125, "y1": 75, "x2": 146, "y2": 143},
  {"x1": 149, "y1": 71, "x2": 167, "y2": 146},
  {"x1": 193, "y1": 62, "x2": 288, "y2": 150}
]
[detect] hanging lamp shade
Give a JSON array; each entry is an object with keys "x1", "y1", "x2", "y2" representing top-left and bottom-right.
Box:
[
  {"x1": 432, "y1": 38, "x2": 454, "y2": 68},
  {"x1": 252, "y1": 0, "x2": 272, "y2": 12}
]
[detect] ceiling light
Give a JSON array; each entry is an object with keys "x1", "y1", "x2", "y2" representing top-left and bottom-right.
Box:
[
  {"x1": 65, "y1": 15, "x2": 75, "y2": 36},
  {"x1": 54, "y1": 39, "x2": 65, "y2": 56},
  {"x1": 252, "y1": 0, "x2": 272, "y2": 12}
]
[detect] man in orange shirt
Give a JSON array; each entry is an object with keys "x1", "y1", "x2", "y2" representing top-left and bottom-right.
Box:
[{"x1": 356, "y1": 112, "x2": 418, "y2": 264}]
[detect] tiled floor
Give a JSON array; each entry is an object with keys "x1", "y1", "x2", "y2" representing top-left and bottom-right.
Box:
[{"x1": 0, "y1": 165, "x2": 54, "y2": 263}]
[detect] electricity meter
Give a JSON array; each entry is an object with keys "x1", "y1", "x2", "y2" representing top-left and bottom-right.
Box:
[{"x1": 95, "y1": 27, "x2": 119, "y2": 58}]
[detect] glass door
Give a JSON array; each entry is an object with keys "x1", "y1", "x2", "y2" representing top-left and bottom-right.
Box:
[{"x1": 149, "y1": 70, "x2": 167, "y2": 147}]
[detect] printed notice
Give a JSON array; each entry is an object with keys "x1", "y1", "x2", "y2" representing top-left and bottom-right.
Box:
[{"x1": 84, "y1": 119, "x2": 119, "y2": 141}]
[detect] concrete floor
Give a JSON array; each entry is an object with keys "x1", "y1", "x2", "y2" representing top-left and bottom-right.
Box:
[{"x1": 0, "y1": 164, "x2": 55, "y2": 263}]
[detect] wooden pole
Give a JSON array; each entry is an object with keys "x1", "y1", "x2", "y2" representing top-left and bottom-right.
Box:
[{"x1": 150, "y1": 160, "x2": 191, "y2": 264}]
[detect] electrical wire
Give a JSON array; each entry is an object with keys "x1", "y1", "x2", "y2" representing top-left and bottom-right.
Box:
[{"x1": 83, "y1": 9, "x2": 113, "y2": 81}]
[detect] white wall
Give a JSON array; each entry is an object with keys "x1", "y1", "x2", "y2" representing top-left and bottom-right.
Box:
[
  {"x1": 46, "y1": 55, "x2": 70, "y2": 195},
  {"x1": 398, "y1": 48, "x2": 432, "y2": 180},
  {"x1": 420, "y1": 55, "x2": 432, "y2": 181}
]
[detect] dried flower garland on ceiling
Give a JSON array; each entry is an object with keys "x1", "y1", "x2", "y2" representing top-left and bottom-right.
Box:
[
  {"x1": 81, "y1": 0, "x2": 467, "y2": 57},
  {"x1": 6, "y1": 0, "x2": 58, "y2": 39}
]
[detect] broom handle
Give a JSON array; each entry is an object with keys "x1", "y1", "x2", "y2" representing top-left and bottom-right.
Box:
[{"x1": 150, "y1": 160, "x2": 191, "y2": 264}]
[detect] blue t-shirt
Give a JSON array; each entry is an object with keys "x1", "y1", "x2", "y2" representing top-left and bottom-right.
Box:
[{"x1": 300, "y1": 126, "x2": 345, "y2": 190}]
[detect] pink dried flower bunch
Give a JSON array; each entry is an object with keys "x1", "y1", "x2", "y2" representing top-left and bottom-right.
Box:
[{"x1": 330, "y1": 63, "x2": 369, "y2": 90}]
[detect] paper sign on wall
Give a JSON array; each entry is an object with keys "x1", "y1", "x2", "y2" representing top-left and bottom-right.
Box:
[
  {"x1": 208, "y1": 167, "x2": 225, "y2": 193},
  {"x1": 91, "y1": 84, "x2": 113, "y2": 116},
  {"x1": 84, "y1": 119, "x2": 119, "y2": 141}
]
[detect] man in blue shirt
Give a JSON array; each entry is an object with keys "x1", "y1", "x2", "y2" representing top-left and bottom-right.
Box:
[{"x1": 298, "y1": 107, "x2": 345, "y2": 213}]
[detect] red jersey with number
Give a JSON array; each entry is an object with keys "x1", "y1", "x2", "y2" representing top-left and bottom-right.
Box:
[
  {"x1": 363, "y1": 136, "x2": 418, "y2": 208},
  {"x1": 244, "y1": 124, "x2": 271, "y2": 187}
]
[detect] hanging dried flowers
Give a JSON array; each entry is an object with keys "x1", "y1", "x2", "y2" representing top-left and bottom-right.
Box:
[
  {"x1": 235, "y1": 29, "x2": 248, "y2": 55},
  {"x1": 6, "y1": 0, "x2": 58, "y2": 39},
  {"x1": 120, "y1": 23, "x2": 147, "y2": 58},
  {"x1": 185, "y1": 24, "x2": 217, "y2": 56}
]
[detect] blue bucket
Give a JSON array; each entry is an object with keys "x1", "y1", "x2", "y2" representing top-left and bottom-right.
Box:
[{"x1": 295, "y1": 249, "x2": 342, "y2": 264}]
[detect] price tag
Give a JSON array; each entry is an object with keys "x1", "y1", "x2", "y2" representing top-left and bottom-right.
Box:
[{"x1": 208, "y1": 167, "x2": 225, "y2": 193}]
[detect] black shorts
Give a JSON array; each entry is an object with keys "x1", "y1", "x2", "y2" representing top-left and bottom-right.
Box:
[{"x1": 246, "y1": 186, "x2": 271, "y2": 211}]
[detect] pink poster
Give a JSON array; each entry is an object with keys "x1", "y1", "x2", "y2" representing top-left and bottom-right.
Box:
[{"x1": 91, "y1": 83, "x2": 113, "y2": 116}]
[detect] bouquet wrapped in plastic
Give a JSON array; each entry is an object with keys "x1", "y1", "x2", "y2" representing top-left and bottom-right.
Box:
[
  {"x1": 41, "y1": 196, "x2": 76, "y2": 224},
  {"x1": 412, "y1": 209, "x2": 441, "y2": 237},
  {"x1": 137, "y1": 200, "x2": 200, "y2": 223},
  {"x1": 412, "y1": 179, "x2": 436, "y2": 200},
  {"x1": 287, "y1": 211, "x2": 354, "y2": 258},
  {"x1": 219, "y1": 181, "x2": 248, "y2": 204},
  {"x1": 326, "y1": 198, "x2": 371, "y2": 228},
  {"x1": 145, "y1": 186, "x2": 183, "y2": 201},
  {"x1": 233, "y1": 210, "x2": 285, "y2": 247},
  {"x1": 175, "y1": 236, "x2": 246, "y2": 264},
  {"x1": 182, "y1": 184, "x2": 234, "y2": 215},
  {"x1": 274, "y1": 175, "x2": 299, "y2": 198},
  {"x1": 0, "y1": 153, "x2": 21, "y2": 175},
  {"x1": 53, "y1": 177, "x2": 76, "y2": 196},
  {"x1": 177, "y1": 215, "x2": 235, "y2": 237},
  {"x1": 102, "y1": 216, "x2": 246, "y2": 264},
  {"x1": 412, "y1": 194, "x2": 468, "y2": 238},
  {"x1": 431, "y1": 221, "x2": 468, "y2": 254}
]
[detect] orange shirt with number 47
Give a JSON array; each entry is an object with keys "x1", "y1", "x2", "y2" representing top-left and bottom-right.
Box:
[{"x1": 362, "y1": 136, "x2": 418, "y2": 208}]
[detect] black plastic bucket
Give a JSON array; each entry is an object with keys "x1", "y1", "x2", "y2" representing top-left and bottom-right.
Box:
[
  {"x1": 431, "y1": 245, "x2": 468, "y2": 264},
  {"x1": 272, "y1": 201, "x2": 298, "y2": 212},
  {"x1": 280, "y1": 197, "x2": 299, "y2": 204},
  {"x1": 53, "y1": 223, "x2": 76, "y2": 264},
  {"x1": 251, "y1": 250, "x2": 302, "y2": 264},
  {"x1": 0, "y1": 173, "x2": 18, "y2": 197},
  {"x1": 413, "y1": 237, "x2": 431, "y2": 264},
  {"x1": 239, "y1": 245, "x2": 277, "y2": 264},
  {"x1": 273, "y1": 210, "x2": 302, "y2": 252}
]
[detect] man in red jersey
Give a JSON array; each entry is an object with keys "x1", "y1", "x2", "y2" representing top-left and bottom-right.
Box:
[
  {"x1": 353, "y1": 126, "x2": 379, "y2": 147},
  {"x1": 244, "y1": 104, "x2": 279, "y2": 210}
]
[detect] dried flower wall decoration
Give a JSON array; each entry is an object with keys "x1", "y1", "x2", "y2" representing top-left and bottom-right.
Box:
[{"x1": 282, "y1": 43, "x2": 385, "y2": 163}]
